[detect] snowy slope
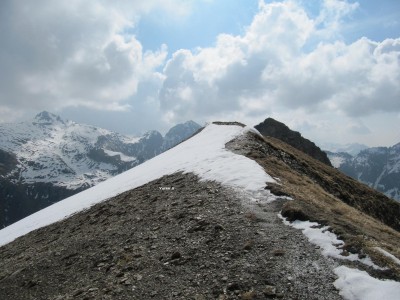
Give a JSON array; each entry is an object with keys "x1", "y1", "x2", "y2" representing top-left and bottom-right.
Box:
[
  {"x1": 0, "y1": 124, "x2": 274, "y2": 246},
  {"x1": 279, "y1": 214, "x2": 400, "y2": 299}
]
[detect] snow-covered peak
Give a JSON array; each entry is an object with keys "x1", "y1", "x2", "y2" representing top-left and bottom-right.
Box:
[
  {"x1": 33, "y1": 111, "x2": 66, "y2": 126},
  {"x1": 0, "y1": 114, "x2": 142, "y2": 189},
  {"x1": 0, "y1": 114, "x2": 207, "y2": 227},
  {"x1": 392, "y1": 142, "x2": 400, "y2": 152}
]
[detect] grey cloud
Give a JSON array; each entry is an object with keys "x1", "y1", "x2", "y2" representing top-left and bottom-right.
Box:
[
  {"x1": 0, "y1": 0, "x2": 166, "y2": 115},
  {"x1": 348, "y1": 122, "x2": 371, "y2": 135},
  {"x1": 159, "y1": 50, "x2": 243, "y2": 122},
  {"x1": 159, "y1": 19, "x2": 400, "y2": 125},
  {"x1": 216, "y1": 55, "x2": 269, "y2": 98}
]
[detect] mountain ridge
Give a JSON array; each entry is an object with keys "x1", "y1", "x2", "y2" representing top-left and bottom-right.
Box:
[{"x1": 0, "y1": 122, "x2": 399, "y2": 299}]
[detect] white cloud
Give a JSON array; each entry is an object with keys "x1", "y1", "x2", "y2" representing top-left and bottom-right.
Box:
[
  {"x1": 158, "y1": 0, "x2": 400, "y2": 140},
  {"x1": 0, "y1": 0, "x2": 180, "y2": 117},
  {"x1": 316, "y1": 0, "x2": 359, "y2": 37}
]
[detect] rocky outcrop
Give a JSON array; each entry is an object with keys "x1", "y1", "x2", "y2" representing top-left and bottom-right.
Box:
[{"x1": 255, "y1": 118, "x2": 332, "y2": 166}]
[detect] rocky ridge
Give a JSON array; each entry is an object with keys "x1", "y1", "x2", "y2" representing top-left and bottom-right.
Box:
[
  {"x1": 230, "y1": 131, "x2": 400, "y2": 277},
  {"x1": 255, "y1": 118, "x2": 332, "y2": 167}
]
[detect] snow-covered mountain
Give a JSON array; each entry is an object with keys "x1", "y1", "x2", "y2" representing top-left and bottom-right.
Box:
[
  {"x1": 327, "y1": 143, "x2": 400, "y2": 201},
  {"x1": 1, "y1": 111, "x2": 142, "y2": 189},
  {"x1": 0, "y1": 111, "x2": 201, "y2": 226}
]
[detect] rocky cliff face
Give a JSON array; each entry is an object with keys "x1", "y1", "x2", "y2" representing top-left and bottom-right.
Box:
[
  {"x1": 327, "y1": 143, "x2": 400, "y2": 201},
  {"x1": 0, "y1": 112, "x2": 201, "y2": 227},
  {"x1": 255, "y1": 118, "x2": 332, "y2": 166}
]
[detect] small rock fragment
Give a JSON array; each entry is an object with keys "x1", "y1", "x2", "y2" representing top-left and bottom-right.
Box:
[
  {"x1": 263, "y1": 285, "x2": 276, "y2": 297},
  {"x1": 170, "y1": 251, "x2": 181, "y2": 260}
]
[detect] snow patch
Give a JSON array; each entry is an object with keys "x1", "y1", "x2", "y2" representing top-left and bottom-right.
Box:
[
  {"x1": 374, "y1": 247, "x2": 400, "y2": 266},
  {"x1": 103, "y1": 149, "x2": 137, "y2": 162},
  {"x1": 278, "y1": 214, "x2": 382, "y2": 269},
  {"x1": 279, "y1": 214, "x2": 399, "y2": 299},
  {"x1": 334, "y1": 266, "x2": 400, "y2": 300},
  {"x1": 330, "y1": 156, "x2": 345, "y2": 168}
]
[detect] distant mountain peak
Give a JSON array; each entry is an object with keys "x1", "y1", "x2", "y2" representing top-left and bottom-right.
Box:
[
  {"x1": 181, "y1": 120, "x2": 199, "y2": 127},
  {"x1": 33, "y1": 111, "x2": 65, "y2": 125},
  {"x1": 162, "y1": 120, "x2": 202, "y2": 151}
]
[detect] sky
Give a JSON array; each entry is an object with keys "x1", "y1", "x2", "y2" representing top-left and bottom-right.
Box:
[{"x1": 0, "y1": 0, "x2": 399, "y2": 147}]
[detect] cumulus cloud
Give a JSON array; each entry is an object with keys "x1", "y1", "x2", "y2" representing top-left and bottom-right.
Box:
[
  {"x1": 0, "y1": 0, "x2": 184, "y2": 116},
  {"x1": 159, "y1": 0, "x2": 400, "y2": 128}
]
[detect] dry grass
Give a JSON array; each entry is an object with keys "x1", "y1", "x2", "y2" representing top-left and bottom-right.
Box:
[{"x1": 239, "y1": 132, "x2": 400, "y2": 278}]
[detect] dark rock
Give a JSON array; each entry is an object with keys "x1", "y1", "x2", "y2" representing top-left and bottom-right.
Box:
[
  {"x1": 227, "y1": 282, "x2": 240, "y2": 291},
  {"x1": 170, "y1": 251, "x2": 182, "y2": 260},
  {"x1": 272, "y1": 249, "x2": 285, "y2": 256},
  {"x1": 255, "y1": 118, "x2": 332, "y2": 166}
]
